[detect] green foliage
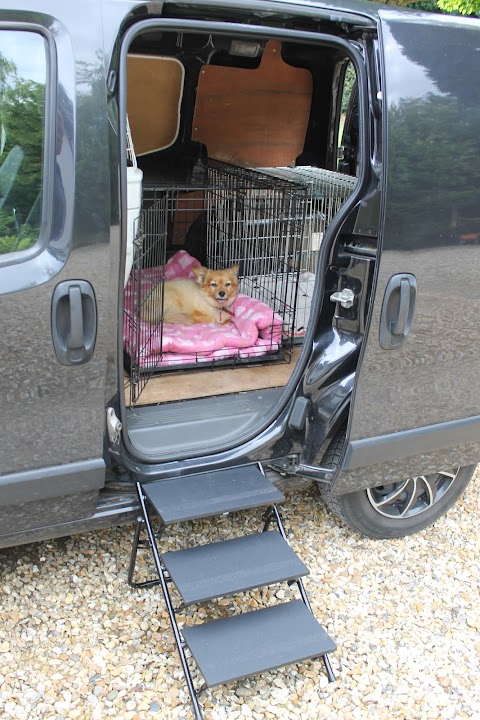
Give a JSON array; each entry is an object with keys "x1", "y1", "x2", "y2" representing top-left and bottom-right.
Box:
[
  {"x1": 436, "y1": 0, "x2": 480, "y2": 14},
  {"x1": 408, "y1": 0, "x2": 447, "y2": 10},
  {"x1": 341, "y1": 64, "x2": 356, "y2": 114},
  {"x1": 1, "y1": 77, "x2": 44, "y2": 220},
  {"x1": 74, "y1": 53, "x2": 111, "y2": 241},
  {"x1": 0, "y1": 209, "x2": 37, "y2": 252},
  {"x1": 0, "y1": 49, "x2": 44, "y2": 253},
  {"x1": 385, "y1": 94, "x2": 480, "y2": 248},
  {"x1": 382, "y1": 0, "x2": 480, "y2": 15}
]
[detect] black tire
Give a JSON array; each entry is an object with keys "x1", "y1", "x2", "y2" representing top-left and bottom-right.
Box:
[{"x1": 318, "y1": 430, "x2": 476, "y2": 539}]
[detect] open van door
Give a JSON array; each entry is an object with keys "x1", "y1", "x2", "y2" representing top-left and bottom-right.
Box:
[{"x1": 324, "y1": 11, "x2": 480, "y2": 536}]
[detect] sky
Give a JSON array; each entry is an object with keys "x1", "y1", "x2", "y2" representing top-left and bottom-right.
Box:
[{"x1": 1, "y1": 29, "x2": 46, "y2": 84}]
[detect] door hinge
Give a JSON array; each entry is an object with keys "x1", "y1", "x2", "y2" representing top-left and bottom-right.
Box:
[
  {"x1": 268, "y1": 455, "x2": 300, "y2": 476},
  {"x1": 269, "y1": 456, "x2": 335, "y2": 483},
  {"x1": 107, "y1": 407, "x2": 122, "y2": 444}
]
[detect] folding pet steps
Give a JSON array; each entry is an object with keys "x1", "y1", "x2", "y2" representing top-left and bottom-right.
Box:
[{"x1": 128, "y1": 463, "x2": 336, "y2": 720}]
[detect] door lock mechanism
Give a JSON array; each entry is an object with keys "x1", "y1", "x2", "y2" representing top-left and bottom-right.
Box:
[
  {"x1": 107, "y1": 407, "x2": 122, "y2": 444},
  {"x1": 330, "y1": 287, "x2": 355, "y2": 308}
]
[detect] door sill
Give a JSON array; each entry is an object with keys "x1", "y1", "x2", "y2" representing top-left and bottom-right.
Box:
[{"x1": 126, "y1": 388, "x2": 282, "y2": 460}]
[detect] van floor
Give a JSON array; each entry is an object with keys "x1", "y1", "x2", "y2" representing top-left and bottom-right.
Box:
[{"x1": 124, "y1": 348, "x2": 300, "y2": 406}]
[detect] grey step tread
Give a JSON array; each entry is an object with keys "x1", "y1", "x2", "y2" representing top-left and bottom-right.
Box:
[
  {"x1": 142, "y1": 465, "x2": 284, "y2": 524},
  {"x1": 162, "y1": 531, "x2": 308, "y2": 605},
  {"x1": 182, "y1": 600, "x2": 336, "y2": 687}
]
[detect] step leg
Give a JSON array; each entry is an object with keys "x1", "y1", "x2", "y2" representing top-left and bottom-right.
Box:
[
  {"x1": 323, "y1": 653, "x2": 336, "y2": 683},
  {"x1": 128, "y1": 516, "x2": 164, "y2": 589},
  {"x1": 135, "y1": 482, "x2": 205, "y2": 720}
]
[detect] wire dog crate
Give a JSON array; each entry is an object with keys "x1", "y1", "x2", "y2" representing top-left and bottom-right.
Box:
[
  {"x1": 124, "y1": 161, "x2": 308, "y2": 402},
  {"x1": 259, "y1": 166, "x2": 358, "y2": 333},
  {"x1": 204, "y1": 160, "x2": 308, "y2": 323},
  {"x1": 260, "y1": 166, "x2": 357, "y2": 269}
]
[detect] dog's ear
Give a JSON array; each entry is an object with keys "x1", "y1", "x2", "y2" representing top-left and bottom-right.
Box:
[
  {"x1": 230, "y1": 264, "x2": 240, "y2": 280},
  {"x1": 192, "y1": 266, "x2": 207, "y2": 285}
]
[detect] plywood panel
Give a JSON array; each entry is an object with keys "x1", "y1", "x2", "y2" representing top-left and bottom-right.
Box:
[
  {"x1": 193, "y1": 41, "x2": 312, "y2": 168},
  {"x1": 124, "y1": 349, "x2": 300, "y2": 406},
  {"x1": 127, "y1": 55, "x2": 184, "y2": 156}
]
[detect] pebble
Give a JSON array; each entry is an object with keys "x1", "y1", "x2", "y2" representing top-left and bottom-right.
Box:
[{"x1": 0, "y1": 476, "x2": 479, "y2": 720}]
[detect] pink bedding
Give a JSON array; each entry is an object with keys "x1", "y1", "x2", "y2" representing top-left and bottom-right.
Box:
[{"x1": 124, "y1": 251, "x2": 283, "y2": 368}]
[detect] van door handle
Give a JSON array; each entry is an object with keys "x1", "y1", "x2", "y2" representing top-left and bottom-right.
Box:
[
  {"x1": 379, "y1": 273, "x2": 417, "y2": 350},
  {"x1": 391, "y1": 278, "x2": 410, "y2": 336},
  {"x1": 51, "y1": 280, "x2": 97, "y2": 365},
  {"x1": 68, "y1": 285, "x2": 84, "y2": 352}
]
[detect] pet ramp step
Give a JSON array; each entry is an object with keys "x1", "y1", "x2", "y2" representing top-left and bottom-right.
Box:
[
  {"x1": 161, "y1": 530, "x2": 308, "y2": 605},
  {"x1": 142, "y1": 464, "x2": 284, "y2": 525},
  {"x1": 182, "y1": 599, "x2": 337, "y2": 688}
]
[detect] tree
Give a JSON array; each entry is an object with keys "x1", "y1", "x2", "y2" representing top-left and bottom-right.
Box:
[
  {"x1": 0, "y1": 51, "x2": 44, "y2": 253},
  {"x1": 381, "y1": 0, "x2": 480, "y2": 15},
  {"x1": 436, "y1": 0, "x2": 480, "y2": 13}
]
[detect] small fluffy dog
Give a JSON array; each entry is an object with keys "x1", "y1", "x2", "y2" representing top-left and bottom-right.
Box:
[{"x1": 141, "y1": 264, "x2": 239, "y2": 325}]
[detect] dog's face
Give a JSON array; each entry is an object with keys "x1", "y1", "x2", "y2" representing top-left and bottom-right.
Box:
[{"x1": 192, "y1": 264, "x2": 239, "y2": 308}]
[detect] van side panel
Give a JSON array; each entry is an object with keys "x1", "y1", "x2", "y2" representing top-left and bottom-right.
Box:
[
  {"x1": 0, "y1": 2, "x2": 113, "y2": 532},
  {"x1": 332, "y1": 12, "x2": 480, "y2": 494}
]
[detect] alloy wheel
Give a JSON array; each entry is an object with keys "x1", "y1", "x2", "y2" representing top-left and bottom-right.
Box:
[{"x1": 366, "y1": 470, "x2": 458, "y2": 520}]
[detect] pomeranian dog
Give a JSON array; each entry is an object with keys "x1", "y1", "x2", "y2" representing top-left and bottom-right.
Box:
[{"x1": 141, "y1": 264, "x2": 239, "y2": 325}]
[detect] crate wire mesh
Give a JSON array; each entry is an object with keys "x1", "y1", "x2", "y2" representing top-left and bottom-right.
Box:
[
  {"x1": 205, "y1": 160, "x2": 307, "y2": 338},
  {"x1": 125, "y1": 195, "x2": 168, "y2": 402},
  {"x1": 258, "y1": 166, "x2": 358, "y2": 333},
  {"x1": 259, "y1": 166, "x2": 358, "y2": 268},
  {"x1": 124, "y1": 161, "x2": 308, "y2": 402}
]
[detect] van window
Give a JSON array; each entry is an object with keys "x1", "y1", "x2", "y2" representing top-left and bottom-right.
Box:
[{"x1": 0, "y1": 30, "x2": 46, "y2": 255}]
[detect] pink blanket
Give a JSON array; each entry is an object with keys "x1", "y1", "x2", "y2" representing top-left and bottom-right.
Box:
[{"x1": 124, "y1": 251, "x2": 283, "y2": 368}]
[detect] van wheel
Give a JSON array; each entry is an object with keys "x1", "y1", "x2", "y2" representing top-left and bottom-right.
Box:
[{"x1": 318, "y1": 430, "x2": 476, "y2": 539}]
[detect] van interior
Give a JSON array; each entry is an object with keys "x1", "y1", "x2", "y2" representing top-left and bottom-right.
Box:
[{"x1": 120, "y1": 27, "x2": 376, "y2": 461}]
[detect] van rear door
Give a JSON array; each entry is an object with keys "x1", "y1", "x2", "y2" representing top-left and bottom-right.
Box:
[{"x1": 332, "y1": 11, "x2": 480, "y2": 495}]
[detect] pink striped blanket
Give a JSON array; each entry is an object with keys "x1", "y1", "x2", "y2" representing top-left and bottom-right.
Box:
[{"x1": 124, "y1": 251, "x2": 283, "y2": 367}]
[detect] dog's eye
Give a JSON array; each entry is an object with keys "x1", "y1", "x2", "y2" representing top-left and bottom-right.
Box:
[
  {"x1": 225, "y1": 282, "x2": 231, "y2": 287},
  {"x1": 210, "y1": 282, "x2": 217, "y2": 288}
]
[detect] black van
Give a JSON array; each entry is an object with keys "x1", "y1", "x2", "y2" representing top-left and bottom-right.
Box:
[{"x1": 1, "y1": 0, "x2": 479, "y2": 550}]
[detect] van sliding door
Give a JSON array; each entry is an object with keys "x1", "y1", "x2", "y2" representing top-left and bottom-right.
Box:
[{"x1": 332, "y1": 12, "x2": 480, "y2": 495}]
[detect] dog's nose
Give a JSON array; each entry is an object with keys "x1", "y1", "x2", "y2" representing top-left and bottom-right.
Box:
[{"x1": 218, "y1": 290, "x2": 226, "y2": 298}]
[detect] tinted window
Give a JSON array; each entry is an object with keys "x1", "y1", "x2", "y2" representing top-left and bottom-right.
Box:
[{"x1": 0, "y1": 30, "x2": 46, "y2": 255}]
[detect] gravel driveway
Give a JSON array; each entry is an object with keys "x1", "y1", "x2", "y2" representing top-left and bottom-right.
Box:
[{"x1": 1, "y1": 472, "x2": 479, "y2": 720}]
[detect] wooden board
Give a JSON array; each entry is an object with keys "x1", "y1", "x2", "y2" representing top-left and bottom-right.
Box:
[
  {"x1": 125, "y1": 348, "x2": 301, "y2": 406},
  {"x1": 192, "y1": 41, "x2": 312, "y2": 168},
  {"x1": 127, "y1": 55, "x2": 184, "y2": 156}
]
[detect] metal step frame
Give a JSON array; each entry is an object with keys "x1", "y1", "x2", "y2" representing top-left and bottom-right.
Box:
[{"x1": 127, "y1": 464, "x2": 335, "y2": 719}]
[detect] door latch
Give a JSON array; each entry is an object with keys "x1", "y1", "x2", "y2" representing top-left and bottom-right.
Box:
[
  {"x1": 107, "y1": 407, "x2": 122, "y2": 444},
  {"x1": 330, "y1": 287, "x2": 355, "y2": 308}
]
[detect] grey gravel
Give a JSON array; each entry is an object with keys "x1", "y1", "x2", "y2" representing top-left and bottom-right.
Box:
[{"x1": 1, "y1": 470, "x2": 479, "y2": 720}]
